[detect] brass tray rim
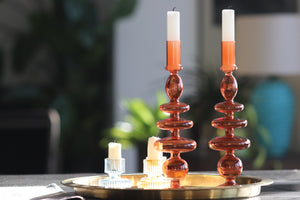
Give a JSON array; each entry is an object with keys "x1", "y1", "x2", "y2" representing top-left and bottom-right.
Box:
[{"x1": 61, "y1": 172, "x2": 273, "y2": 191}]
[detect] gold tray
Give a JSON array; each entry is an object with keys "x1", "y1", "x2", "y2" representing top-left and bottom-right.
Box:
[{"x1": 62, "y1": 173, "x2": 272, "y2": 199}]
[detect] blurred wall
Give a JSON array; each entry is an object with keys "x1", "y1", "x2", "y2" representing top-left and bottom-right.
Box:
[{"x1": 113, "y1": 0, "x2": 200, "y2": 172}]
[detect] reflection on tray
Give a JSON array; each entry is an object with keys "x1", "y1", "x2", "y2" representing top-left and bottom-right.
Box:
[{"x1": 62, "y1": 173, "x2": 273, "y2": 200}]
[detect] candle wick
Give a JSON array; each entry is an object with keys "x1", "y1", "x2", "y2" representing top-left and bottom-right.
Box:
[{"x1": 173, "y1": 7, "x2": 176, "y2": 11}]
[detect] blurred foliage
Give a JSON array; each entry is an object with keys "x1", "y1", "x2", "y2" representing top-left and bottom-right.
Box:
[
  {"x1": 0, "y1": 0, "x2": 137, "y2": 172},
  {"x1": 218, "y1": 104, "x2": 271, "y2": 169},
  {"x1": 100, "y1": 92, "x2": 168, "y2": 149},
  {"x1": 184, "y1": 68, "x2": 223, "y2": 128}
]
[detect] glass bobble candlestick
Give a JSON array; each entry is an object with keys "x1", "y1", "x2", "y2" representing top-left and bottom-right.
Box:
[
  {"x1": 138, "y1": 137, "x2": 170, "y2": 189},
  {"x1": 209, "y1": 40, "x2": 250, "y2": 186},
  {"x1": 99, "y1": 143, "x2": 131, "y2": 188},
  {"x1": 154, "y1": 40, "x2": 197, "y2": 188}
]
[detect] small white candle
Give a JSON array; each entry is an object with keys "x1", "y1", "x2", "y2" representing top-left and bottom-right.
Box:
[
  {"x1": 108, "y1": 142, "x2": 121, "y2": 159},
  {"x1": 167, "y1": 11, "x2": 180, "y2": 41},
  {"x1": 222, "y1": 9, "x2": 235, "y2": 41},
  {"x1": 147, "y1": 136, "x2": 162, "y2": 160}
]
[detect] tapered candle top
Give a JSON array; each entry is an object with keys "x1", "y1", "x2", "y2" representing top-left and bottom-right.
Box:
[
  {"x1": 147, "y1": 136, "x2": 162, "y2": 160},
  {"x1": 108, "y1": 142, "x2": 121, "y2": 159},
  {"x1": 222, "y1": 9, "x2": 235, "y2": 41},
  {"x1": 167, "y1": 11, "x2": 180, "y2": 41}
]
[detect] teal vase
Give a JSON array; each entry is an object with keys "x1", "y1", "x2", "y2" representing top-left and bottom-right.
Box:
[{"x1": 251, "y1": 79, "x2": 294, "y2": 158}]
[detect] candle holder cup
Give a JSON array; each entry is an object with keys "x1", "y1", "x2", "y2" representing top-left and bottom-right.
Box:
[{"x1": 138, "y1": 158, "x2": 170, "y2": 189}]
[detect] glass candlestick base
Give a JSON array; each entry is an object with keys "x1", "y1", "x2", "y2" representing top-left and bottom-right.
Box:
[
  {"x1": 98, "y1": 158, "x2": 131, "y2": 188},
  {"x1": 138, "y1": 159, "x2": 170, "y2": 189}
]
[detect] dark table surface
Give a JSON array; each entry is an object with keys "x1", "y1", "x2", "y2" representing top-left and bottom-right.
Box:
[{"x1": 1, "y1": 170, "x2": 300, "y2": 199}]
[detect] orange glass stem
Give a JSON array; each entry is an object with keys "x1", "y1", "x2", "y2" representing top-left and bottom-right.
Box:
[
  {"x1": 209, "y1": 41, "x2": 250, "y2": 186},
  {"x1": 154, "y1": 41, "x2": 196, "y2": 188}
]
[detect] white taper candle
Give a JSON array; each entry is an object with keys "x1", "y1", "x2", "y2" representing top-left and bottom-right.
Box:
[
  {"x1": 167, "y1": 11, "x2": 180, "y2": 41},
  {"x1": 108, "y1": 142, "x2": 122, "y2": 159},
  {"x1": 222, "y1": 9, "x2": 235, "y2": 41}
]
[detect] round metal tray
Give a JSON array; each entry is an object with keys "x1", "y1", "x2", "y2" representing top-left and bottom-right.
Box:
[{"x1": 62, "y1": 173, "x2": 272, "y2": 199}]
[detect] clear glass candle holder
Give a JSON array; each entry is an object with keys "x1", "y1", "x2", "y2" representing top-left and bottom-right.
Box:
[{"x1": 98, "y1": 158, "x2": 131, "y2": 188}]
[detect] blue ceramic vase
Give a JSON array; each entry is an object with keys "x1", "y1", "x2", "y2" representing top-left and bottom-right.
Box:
[{"x1": 251, "y1": 79, "x2": 294, "y2": 158}]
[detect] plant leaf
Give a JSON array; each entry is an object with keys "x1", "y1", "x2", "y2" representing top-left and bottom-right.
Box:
[
  {"x1": 253, "y1": 146, "x2": 267, "y2": 169},
  {"x1": 257, "y1": 125, "x2": 271, "y2": 145},
  {"x1": 126, "y1": 99, "x2": 155, "y2": 126}
]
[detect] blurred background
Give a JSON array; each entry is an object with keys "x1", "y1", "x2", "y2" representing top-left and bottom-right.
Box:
[{"x1": 0, "y1": 0, "x2": 300, "y2": 174}]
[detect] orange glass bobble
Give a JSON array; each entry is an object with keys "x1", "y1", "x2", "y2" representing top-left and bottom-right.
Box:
[{"x1": 209, "y1": 41, "x2": 250, "y2": 186}]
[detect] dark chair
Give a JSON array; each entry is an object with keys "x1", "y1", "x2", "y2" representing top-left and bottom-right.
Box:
[{"x1": 0, "y1": 108, "x2": 61, "y2": 174}]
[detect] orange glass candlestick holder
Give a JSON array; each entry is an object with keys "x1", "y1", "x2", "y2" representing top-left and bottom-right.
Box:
[
  {"x1": 209, "y1": 41, "x2": 250, "y2": 186},
  {"x1": 154, "y1": 41, "x2": 197, "y2": 189}
]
